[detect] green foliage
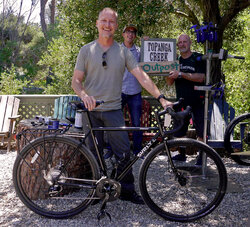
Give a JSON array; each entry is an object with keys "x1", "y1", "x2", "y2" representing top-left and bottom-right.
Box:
[
  {"x1": 0, "y1": 65, "x2": 29, "y2": 94},
  {"x1": 38, "y1": 36, "x2": 78, "y2": 94},
  {"x1": 40, "y1": 0, "x2": 184, "y2": 95},
  {"x1": 0, "y1": 11, "x2": 60, "y2": 83},
  {"x1": 223, "y1": 10, "x2": 250, "y2": 115},
  {"x1": 31, "y1": 0, "x2": 250, "y2": 117}
]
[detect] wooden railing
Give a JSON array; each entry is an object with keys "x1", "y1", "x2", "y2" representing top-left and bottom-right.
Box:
[
  {"x1": 14, "y1": 95, "x2": 61, "y2": 120},
  {"x1": 14, "y1": 95, "x2": 176, "y2": 126}
]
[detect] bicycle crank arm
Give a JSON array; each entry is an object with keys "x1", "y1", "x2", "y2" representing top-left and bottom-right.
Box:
[{"x1": 97, "y1": 193, "x2": 112, "y2": 223}]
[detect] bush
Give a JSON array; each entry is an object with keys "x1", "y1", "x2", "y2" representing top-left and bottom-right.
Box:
[{"x1": 0, "y1": 65, "x2": 29, "y2": 94}]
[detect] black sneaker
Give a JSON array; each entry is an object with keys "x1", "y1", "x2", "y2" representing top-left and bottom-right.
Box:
[
  {"x1": 172, "y1": 154, "x2": 187, "y2": 162},
  {"x1": 195, "y1": 154, "x2": 202, "y2": 166},
  {"x1": 104, "y1": 149, "x2": 113, "y2": 159},
  {"x1": 91, "y1": 198, "x2": 100, "y2": 206},
  {"x1": 120, "y1": 191, "x2": 145, "y2": 205}
]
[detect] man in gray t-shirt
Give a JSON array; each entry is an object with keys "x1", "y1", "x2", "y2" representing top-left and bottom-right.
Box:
[{"x1": 72, "y1": 7, "x2": 172, "y2": 205}]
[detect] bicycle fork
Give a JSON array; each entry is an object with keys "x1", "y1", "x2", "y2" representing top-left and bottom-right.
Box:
[{"x1": 162, "y1": 140, "x2": 187, "y2": 186}]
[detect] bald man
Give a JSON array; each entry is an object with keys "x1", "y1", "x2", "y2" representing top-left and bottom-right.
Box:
[
  {"x1": 72, "y1": 7, "x2": 172, "y2": 204},
  {"x1": 166, "y1": 34, "x2": 206, "y2": 165}
]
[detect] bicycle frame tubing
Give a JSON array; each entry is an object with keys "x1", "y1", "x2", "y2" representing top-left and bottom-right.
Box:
[{"x1": 83, "y1": 109, "x2": 180, "y2": 183}]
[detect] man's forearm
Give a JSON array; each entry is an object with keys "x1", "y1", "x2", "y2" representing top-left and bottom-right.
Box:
[
  {"x1": 134, "y1": 68, "x2": 161, "y2": 99},
  {"x1": 180, "y1": 72, "x2": 205, "y2": 83},
  {"x1": 72, "y1": 70, "x2": 88, "y2": 100},
  {"x1": 165, "y1": 76, "x2": 175, "y2": 86}
]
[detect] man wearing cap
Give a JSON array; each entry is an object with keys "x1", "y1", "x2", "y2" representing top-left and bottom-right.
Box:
[{"x1": 121, "y1": 24, "x2": 143, "y2": 155}]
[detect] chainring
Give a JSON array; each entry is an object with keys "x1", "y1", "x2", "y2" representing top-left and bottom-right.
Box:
[{"x1": 96, "y1": 178, "x2": 121, "y2": 202}]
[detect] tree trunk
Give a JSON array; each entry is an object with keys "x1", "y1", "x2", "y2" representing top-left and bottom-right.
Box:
[
  {"x1": 206, "y1": 29, "x2": 224, "y2": 84},
  {"x1": 200, "y1": 0, "x2": 222, "y2": 84},
  {"x1": 40, "y1": 0, "x2": 48, "y2": 39},
  {"x1": 198, "y1": 0, "x2": 249, "y2": 84},
  {"x1": 49, "y1": 0, "x2": 56, "y2": 25}
]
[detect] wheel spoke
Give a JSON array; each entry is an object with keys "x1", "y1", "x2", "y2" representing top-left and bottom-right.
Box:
[
  {"x1": 139, "y1": 139, "x2": 227, "y2": 222},
  {"x1": 13, "y1": 136, "x2": 99, "y2": 218}
]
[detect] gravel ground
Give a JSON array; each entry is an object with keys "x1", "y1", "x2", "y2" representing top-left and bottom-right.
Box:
[{"x1": 0, "y1": 150, "x2": 249, "y2": 227}]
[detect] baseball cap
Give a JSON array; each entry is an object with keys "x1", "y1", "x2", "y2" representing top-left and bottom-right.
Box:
[{"x1": 123, "y1": 24, "x2": 137, "y2": 33}]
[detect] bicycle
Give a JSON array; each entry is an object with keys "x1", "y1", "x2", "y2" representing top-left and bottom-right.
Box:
[
  {"x1": 224, "y1": 112, "x2": 250, "y2": 166},
  {"x1": 13, "y1": 99, "x2": 227, "y2": 223}
]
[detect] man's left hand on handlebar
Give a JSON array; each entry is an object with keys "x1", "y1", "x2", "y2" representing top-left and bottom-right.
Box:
[{"x1": 159, "y1": 96, "x2": 173, "y2": 109}]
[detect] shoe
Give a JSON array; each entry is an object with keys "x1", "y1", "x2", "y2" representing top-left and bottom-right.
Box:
[
  {"x1": 91, "y1": 198, "x2": 100, "y2": 206},
  {"x1": 104, "y1": 149, "x2": 113, "y2": 159},
  {"x1": 120, "y1": 191, "x2": 145, "y2": 205},
  {"x1": 172, "y1": 154, "x2": 186, "y2": 162},
  {"x1": 195, "y1": 154, "x2": 202, "y2": 166}
]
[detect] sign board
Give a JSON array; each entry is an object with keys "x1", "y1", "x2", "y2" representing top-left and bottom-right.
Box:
[
  {"x1": 139, "y1": 61, "x2": 179, "y2": 74},
  {"x1": 140, "y1": 38, "x2": 179, "y2": 75}
]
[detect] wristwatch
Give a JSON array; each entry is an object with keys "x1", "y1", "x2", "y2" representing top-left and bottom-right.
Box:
[
  {"x1": 157, "y1": 94, "x2": 166, "y2": 102},
  {"x1": 178, "y1": 71, "x2": 182, "y2": 79}
]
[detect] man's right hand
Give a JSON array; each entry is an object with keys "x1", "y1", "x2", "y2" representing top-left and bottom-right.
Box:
[
  {"x1": 81, "y1": 95, "x2": 96, "y2": 111},
  {"x1": 169, "y1": 70, "x2": 179, "y2": 80}
]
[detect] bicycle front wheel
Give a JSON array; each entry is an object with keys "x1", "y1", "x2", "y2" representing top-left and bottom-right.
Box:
[
  {"x1": 13, "y1": 135, "x2": 100, "y2": 219},
  {"x1": 224, "y1": 113, "x2": 250, "y2": 166},
  {"x1": 139, "y1": 138, "x2": 227, "y2": 222}
]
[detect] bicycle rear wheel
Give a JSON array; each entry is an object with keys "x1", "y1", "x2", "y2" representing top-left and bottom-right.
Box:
[
  {"x1": 139, "y1": 138, "x2": 227, "y2": 222},
  {"x1": 224, "y1": 113, "x2": 250, "y2": 166},
  {"x1": 13, "y1": 135, "x2": 100, "y2": 219}
]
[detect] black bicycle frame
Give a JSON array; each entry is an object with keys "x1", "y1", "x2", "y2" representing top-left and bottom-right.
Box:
[{"x1": 83, "y1": 111, "x2": 175, "y2": 183}]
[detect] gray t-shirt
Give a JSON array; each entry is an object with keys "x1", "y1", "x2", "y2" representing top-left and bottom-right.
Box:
[{"x1": 75, "y1": 40, "x2": 138, "y2": 111}]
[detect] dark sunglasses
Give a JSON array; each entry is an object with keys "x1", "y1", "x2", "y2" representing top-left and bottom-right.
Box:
[
  {"x1": 102, "y1": 52, "x2": 107, "y2": 69},
  {"x1": 125, "y1": 30, "x2": 136, "y2": 35}
]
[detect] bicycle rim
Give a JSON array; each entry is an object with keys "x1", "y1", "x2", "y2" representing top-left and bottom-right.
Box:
[
  {"x1": 13, "y1": 136, "x2": 100, "y2": 219},
  {"x1": 139, "y1": 138, "x2": 227, "y2": 222},
  {"x1": 224, "y1": 113, "x2": 250, "y2": 166}
]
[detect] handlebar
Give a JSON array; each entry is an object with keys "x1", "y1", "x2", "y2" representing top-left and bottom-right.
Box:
[
  {"x1": 197, "y1": 49, "x2": 245, "y2": 61},
  {"x1": 158, "y1": 98, "x2": 184, "y2": 117},
  {"x1": 156, "y1": 98, "x2": 192, "y2": 136},
  {"x1": 158, "y1": 106, "x2": 192, "y2": 123},
  {"x1": 227, "y1": 54, "x2": 245, "y2": 60}
]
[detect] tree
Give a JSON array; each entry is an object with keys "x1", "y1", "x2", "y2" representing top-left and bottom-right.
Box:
[
  {"x1": 0, "y1": 11, "x2": 46, "y2": 76},
  {"x1": 168, "y1": 0, "x2": 250, "y2": 83},
  {"x1": 223, "y1": 10, "x2": 250, "y2": 114},
  {"x1": 39, "y1": 0, "x2": 182, "y2": 94},
  {"x1": 40, "y1": 0, "x2": 56, "y2": 40},
  {"x1": 0, "y1": 1, "x2": 55, "y2": 94},
  {"x1": 39, "y1": 0, "x2": 249, "y2": 97},
  {"x1": 0, "y1": 64, "x2": 29, "y2": 94},
  {"x1": 0, "y1": 0, "x2": 40, "y2": 63}
]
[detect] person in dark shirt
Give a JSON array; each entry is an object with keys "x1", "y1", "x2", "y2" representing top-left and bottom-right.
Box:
[{"x1": 166, "y1": 34, "x2": 206, "y2": 165}]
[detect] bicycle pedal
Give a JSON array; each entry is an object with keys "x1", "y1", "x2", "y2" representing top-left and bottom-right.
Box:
[{"x1": 97, "y1": 209, "x2": 112, "y2": 222}]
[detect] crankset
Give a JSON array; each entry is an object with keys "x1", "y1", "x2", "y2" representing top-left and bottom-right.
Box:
[
  {"x1": 97, "y1": 193, "x2": 112, "y2": 223},
  {"x1": 95, "y1": 177, "x2": 121, "y2": 224},
  {"x1": 96, "y1": 177, "x2": 121, "y2": 202}
]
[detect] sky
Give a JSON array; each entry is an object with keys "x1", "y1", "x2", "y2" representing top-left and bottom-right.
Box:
[{"x1": 1, "y1": 0, "x2": 40, "y2": 23}]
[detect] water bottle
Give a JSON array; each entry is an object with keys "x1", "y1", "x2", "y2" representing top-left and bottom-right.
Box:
[{"x1": 74, "y1": 110, "x2": 83, "y2": 129}]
